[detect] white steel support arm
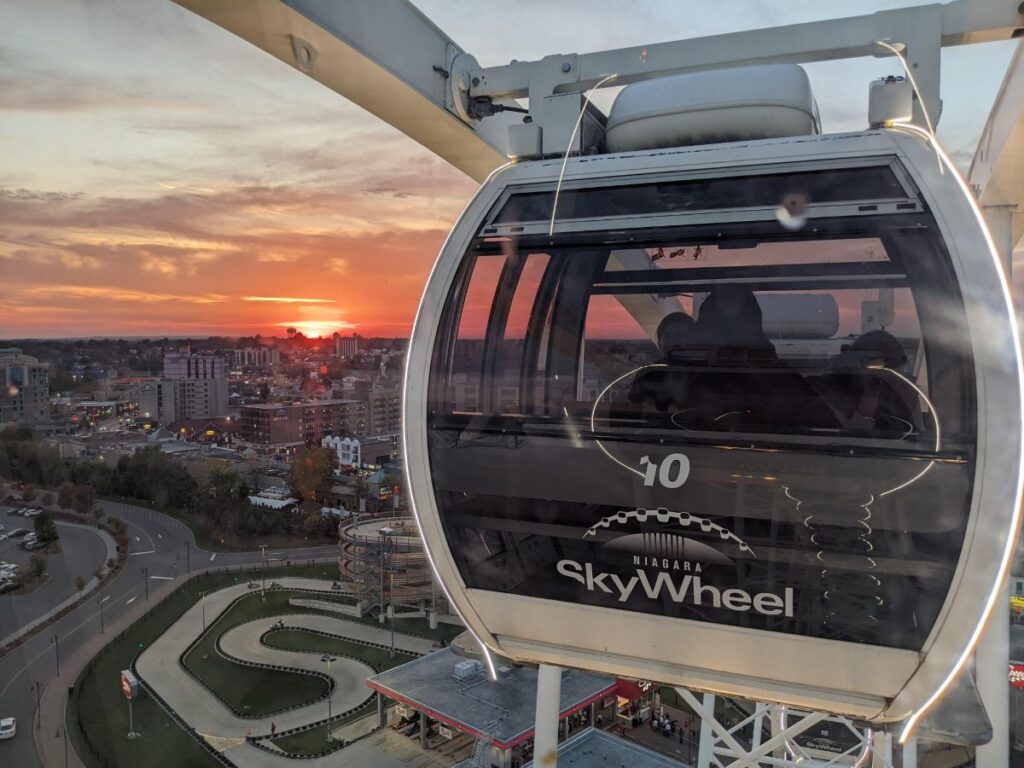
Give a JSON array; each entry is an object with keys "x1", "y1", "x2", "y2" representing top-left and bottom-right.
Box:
[
  {"x1": 971, "y1": 40, "x2": 1024, "y2": 249},
  {"x1": 173, "y1": 0, "x2": 515, "y2": 181},
  {"x1": 476, "y1": 1, "x2": 1023, "y2": 131}
]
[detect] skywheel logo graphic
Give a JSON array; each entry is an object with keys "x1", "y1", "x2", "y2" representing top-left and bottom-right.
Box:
[
  {"x1": 556, "y1": 507, "x2": 793, "y2": 617},
  {"x1": 583, "y1": 507, "x2": 755, "y2": 565}
]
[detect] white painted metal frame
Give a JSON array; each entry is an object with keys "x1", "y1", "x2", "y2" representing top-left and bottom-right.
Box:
[{"x1": 402, "y1": 129, "x2": 1024, "y2": 727}]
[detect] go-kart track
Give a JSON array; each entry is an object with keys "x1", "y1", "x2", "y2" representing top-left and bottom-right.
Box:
[{"x1": 135, "y1": 578, "x2": 437, "y2": 767}]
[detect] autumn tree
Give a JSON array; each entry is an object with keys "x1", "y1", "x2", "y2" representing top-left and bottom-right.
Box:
[{"x1": 289, "y1": 447, "x2": 335, "y2": 502}]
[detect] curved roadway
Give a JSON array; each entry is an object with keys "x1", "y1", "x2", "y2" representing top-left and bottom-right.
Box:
[{"x1": 0, "y1": 500, "x2": 339, "y2": 768}]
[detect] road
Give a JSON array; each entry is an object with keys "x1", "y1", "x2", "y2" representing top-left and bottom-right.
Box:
[
  {"x1": 0, "y1": 499, "x2": 338, "y2": 768},
  {"x1": 0, "y1": 509, "x2": 111, "y2": 642}
]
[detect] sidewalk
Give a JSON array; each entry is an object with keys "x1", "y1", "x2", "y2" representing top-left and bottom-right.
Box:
[{"x1": 34, "y1": 575, "x2": 182, "y2": 768}]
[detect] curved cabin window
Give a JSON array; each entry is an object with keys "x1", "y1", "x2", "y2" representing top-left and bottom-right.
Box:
[{"x1": 427, "y1": 161, "x2": 976, "y2": 650}]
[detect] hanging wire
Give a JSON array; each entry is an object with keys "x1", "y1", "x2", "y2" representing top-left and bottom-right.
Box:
[
  {"x1": 548, "y1": 73, "x2": 619, "y2": 236},
  {"x1": 875, "y1": 40, "x2": 943, "y2": 174}
]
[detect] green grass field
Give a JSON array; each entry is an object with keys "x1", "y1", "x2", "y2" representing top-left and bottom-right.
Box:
[
  {"x1": 68, "y1": 564, "x2": 337, "y2": 768},
  {"x1": 68, "y1": 566, "x2": 464, "y2": 767}
]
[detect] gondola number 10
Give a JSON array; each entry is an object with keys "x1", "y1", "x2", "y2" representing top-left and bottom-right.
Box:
[{"x1": 640, "y1": 454, "x2": 691, "y2": 488}]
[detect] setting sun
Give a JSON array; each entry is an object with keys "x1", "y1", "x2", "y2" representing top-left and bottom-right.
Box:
[{"x1": 278, "y1": 321, "x2": 353, "y2": 338}]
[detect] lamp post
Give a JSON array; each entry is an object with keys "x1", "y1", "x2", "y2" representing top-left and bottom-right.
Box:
[
  {"x1": 52, "y1": 632, "x2": 60, "y2": 677},
  {"x1": 142, "y1": 566, "x2": 148, "y2": 601},
  {"x1": 259, "y1": 543, "x2": 268, "y2": 601},
  {"x1": 32, "y1": 681, "x2": 41, "y2": 730},
  {"x1": 321, "y1": 655, "x2": 336, "y2": 741},
  {"x1": 200, "y1": 592, "x2": 207, "y2": 633},
  {"x1": 390, "y1": 571, "x2": 396, "y2": 659},
  {"x1": 97, "y1": 596, "x2": 106, "y2": 634}
]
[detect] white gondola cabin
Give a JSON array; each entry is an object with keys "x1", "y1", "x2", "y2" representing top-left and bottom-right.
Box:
[{"x1": 403, "y1": 66, "x2": 1023, "y2": 727}]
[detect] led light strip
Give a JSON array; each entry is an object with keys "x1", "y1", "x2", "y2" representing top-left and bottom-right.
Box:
[
  {"x1": 402, "y1": 161, "x2": 517, "y2": 682},
  {"x1": 888, "y1": 123, "x2": 1024, "y2": 743},
  {"x1": 589, "y1": 362, "x2": 667, "y2": 478}
]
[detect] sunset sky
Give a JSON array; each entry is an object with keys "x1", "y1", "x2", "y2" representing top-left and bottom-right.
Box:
[{"x1": 0, "y1": 0, "x2": 1015, "y2": 339}]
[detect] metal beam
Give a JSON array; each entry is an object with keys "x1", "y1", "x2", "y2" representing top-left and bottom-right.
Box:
[
  {"x1": 971, "y1": 40, "x2": 1024, "y2": 245},
  {"x1": 173, "y1": 0, "x2": 514, "y2": 181},
  {"x1": 475, "y1": 1, "x2": 1022, "y2": 129}
]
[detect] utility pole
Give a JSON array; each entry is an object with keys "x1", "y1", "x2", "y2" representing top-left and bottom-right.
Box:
[
  {"x1": 259, "y1": 543, "x2": 268, "y2": 601},
  {"x1": 51, "y1": 632, "x2": 60, "y2": 677},
  {"x1": 200, "y1": 592, "x2": 207, "y2": 632}
]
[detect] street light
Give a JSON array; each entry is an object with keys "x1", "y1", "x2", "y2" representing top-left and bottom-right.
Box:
[
  {"x1": 200, "y1": 591, "x2": 207, "y2": 632},
  {"x1": 321, "y1": 655, "x2": 336, "y2": 741},
  {"x1": 97, "y1": 596, "x2": 105, "y2": 634},
  {"x1": 259, "y1": 543, "x2": 268, "y2": 601},
  {"x1": 142, "y1": 566, "x2": 148, "y2": 601},
  {"x1": 51, "y1": 632, "x2": 60, "y2": 676}
]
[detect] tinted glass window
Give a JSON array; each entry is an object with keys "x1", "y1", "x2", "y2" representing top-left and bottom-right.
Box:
[
  {"x1": 428, "y1": 170, "x2": 975, "y2": 651},
  {"x1": 491, "y1": 166, "x2": 910, "y2": 225}
]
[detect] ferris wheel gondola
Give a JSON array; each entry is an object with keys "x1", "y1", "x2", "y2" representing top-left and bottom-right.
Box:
[{"x1": 402, "y1": 66, "x2": 1024, "y2": 728}]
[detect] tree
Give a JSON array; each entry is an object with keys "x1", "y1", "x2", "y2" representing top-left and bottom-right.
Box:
[
  {"x1": 22, "y1": 483, "x2": 36, "y2": 502},
  {"x1": 73, "y1": 484, "x2": 96, "y2": 516},
  {"x1": 74, "y1": 575, "x2": 86, "y2": 592},
  {"x1": 27, "y1": 553, "x2": 46, "y2": 580},
  {"x1": 57, "y1": 482, "x2": 74, "y2": 509},
  {"x1": 289, "y1": 448, "x2": 335, "y2": 501},
  {"x1": 42, "y1": 492, "x2": 55, "y2": 508},
  {"x1": 34, "y1": 511, "x2": 58, "y2": 543}
]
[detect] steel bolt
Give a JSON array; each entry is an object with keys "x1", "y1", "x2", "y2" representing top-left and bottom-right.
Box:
[{"x1": 561, "y1": 62, "x2": 571, "y2": 73}]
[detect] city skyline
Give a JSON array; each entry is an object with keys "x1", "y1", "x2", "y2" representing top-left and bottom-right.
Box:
[{"x1": 1, "y1": 0, "x2": 1015, "y2": 339}]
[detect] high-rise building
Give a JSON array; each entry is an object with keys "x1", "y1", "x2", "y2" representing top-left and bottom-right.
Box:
[
  {"x1": 231, "y1": 347, "x2": 280, "y2": 369},
  {"x1": 0, "y1": 348, "x2": 49, "y2": 424},
  {"x1": 150, "y1": 350, "x2": 229, "y2": 422},
  {"x1": 367, "y1": 386, "x2": 402, "y2": 435},
  {"x1": 335, "y1": 335, "x2": 360, "y2": 358},
  {"x1": 163, "y1": 349, "x2": 227, "y2": 380}
]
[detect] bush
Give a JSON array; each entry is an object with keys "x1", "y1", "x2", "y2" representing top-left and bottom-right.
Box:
[
  {"x1": 74, "y1": 575, "x2": 86, "y2": 592},
  {"x1": 42, "y1": 492, "x2": 55, "y2": 507}
]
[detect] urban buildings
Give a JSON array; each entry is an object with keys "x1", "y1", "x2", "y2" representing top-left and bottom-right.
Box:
[
  {"x1": 0, "y1": 347, "x2": 50, "y2": 424},
  {"x1": 134, "y1": 349, "x2": 230, "y2": 423},
  {"x1": 335, "y1": 335, "x2": 360, "y2": 358},
  {"x1": 239, "y1": 399, "x2": 367, "y2": 453},
  {"x1": 322, "y1": 434, "x2": 360, "y2": 467},
  {"x1": 231, "y1": 347, "x2": 281, "y2": 369}
]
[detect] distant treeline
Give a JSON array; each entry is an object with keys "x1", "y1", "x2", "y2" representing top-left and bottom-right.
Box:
[{"x1": 0, "y1": 426, "x2": 336, "y2": 542}]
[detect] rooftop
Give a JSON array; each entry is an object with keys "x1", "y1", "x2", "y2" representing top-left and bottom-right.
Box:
[
  {"x1": 367, "y1": 648, "x2": 616, "y2": 749},
  {"x1": 241, "y1": 399, "x2": 360, "y2": 410},
  {"x1": 520, "y1": 727, "x2": 683, "y2": 768}
]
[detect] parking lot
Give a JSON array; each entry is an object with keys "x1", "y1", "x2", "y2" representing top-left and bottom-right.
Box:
[{"x1": 0, "y1": 506, "x2": 110, "y2": 642}]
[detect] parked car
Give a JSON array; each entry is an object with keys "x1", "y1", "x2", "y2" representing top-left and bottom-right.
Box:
[
  {"x1": 9, "y1": 528, "x2": 29, "y2": 537},
  {"x1": 0, "y1": 717, "x2": 15, "y2": 739},
  {"x1": 24, "y1": 540, "x2": 46, "y2": 551},
  {"x1": 0, "y1": 583, "x2": 18, "y2": 595}
]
